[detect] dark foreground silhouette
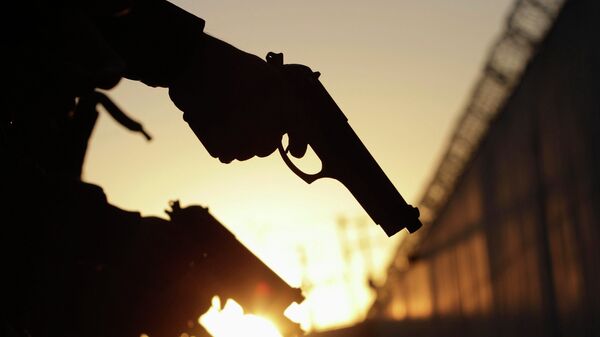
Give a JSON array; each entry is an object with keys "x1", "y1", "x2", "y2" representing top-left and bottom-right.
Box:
[{"x1": 1, "y1": 1, "x2": 420, "y2": 336}]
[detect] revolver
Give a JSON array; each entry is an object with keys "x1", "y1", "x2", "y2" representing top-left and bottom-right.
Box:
[{"x1": 267, "y1": 52, "x2": 422, "y2": 236}]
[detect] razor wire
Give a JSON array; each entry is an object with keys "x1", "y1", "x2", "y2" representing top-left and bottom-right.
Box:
[{"x1": 395, "y1": 0, "x2": 567, "y2": 260}]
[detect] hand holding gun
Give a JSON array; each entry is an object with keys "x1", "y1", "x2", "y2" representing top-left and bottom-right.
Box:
[{"x1": 168, "y1": 32, "x2": 421, "y2": 236}]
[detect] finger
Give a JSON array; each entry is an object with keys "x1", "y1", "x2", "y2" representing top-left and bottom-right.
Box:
[
  {"x1": 232, "y1": 86, "x2": 281, "y2": 160},
  {"x1": 288, "y1": 130, "x2": 309, "y2": 158},
  {"x1": 186, "y1": 117, "x2": 225, "y2": 159},
  {"x1": 253, "y1": 108, "x2": 284, "y2": 158},
  {"x1": 219, "y1": 155, "x2": 234, "y2": 164},
  {"x1": 253, "y1": 130, "x2": 282, "y2": 158},
  {"x1": 226, "y1": 102, "x2": 256, "y2": 162}
]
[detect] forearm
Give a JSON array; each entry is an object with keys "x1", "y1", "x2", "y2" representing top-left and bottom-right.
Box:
[
  {"x1": 95, "y1": 0, "x2": 293, "y2": 163},
  {"x1": 95, "y1": 0, "x2": 205, "y2": 87}
]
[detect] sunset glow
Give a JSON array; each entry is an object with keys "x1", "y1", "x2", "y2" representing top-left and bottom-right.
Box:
[
  {"x1": 199, "y1": 296, "x2": 283, "y2": 337},
  {"x1": 85, "y1": 0, "x2": 515, "y2": 330}
]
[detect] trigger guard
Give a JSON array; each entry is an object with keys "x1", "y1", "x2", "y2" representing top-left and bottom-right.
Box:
[{"x1": 277, "y1": 143, "x2": 326, "y2": 184}]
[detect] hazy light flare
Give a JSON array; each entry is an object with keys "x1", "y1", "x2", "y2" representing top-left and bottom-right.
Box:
[{"x1": 199, "y1": 297, "x2": 283, "y2": 337}]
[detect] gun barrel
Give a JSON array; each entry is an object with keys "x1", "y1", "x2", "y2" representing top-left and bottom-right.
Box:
[
  {"x1": 319, "y1": 121, "x2": 421, "y2": 235},
  {"x1": 305, "y1": 79, "x2": 422, "y2": 236}
]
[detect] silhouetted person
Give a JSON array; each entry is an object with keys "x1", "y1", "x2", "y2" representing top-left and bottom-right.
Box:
[{"x1": 1, "y1": 1, "x2": 307, "y2": 336}]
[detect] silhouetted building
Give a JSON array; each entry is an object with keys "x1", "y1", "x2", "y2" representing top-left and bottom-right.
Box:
[{"x1": 361, "y1": 0, "x2": 600, "y2": 336}]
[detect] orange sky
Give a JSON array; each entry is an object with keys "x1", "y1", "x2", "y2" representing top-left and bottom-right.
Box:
[{"x1": 84, "y1": 0, "x2": 514, "y2": 331}]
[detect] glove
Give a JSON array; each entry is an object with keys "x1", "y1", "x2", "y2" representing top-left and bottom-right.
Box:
[{"x1": 169, "y1": 33, "x2": 309, "y2": 163}]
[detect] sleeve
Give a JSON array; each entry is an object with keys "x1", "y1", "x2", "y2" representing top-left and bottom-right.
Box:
[{"x1": 95, "y1": 0, "x2": 205, "y2": 87}]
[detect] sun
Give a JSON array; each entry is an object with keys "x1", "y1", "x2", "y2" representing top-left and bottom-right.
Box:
[{"x1": 199, "y1": 296, "x2": 283, "y2": 337}]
